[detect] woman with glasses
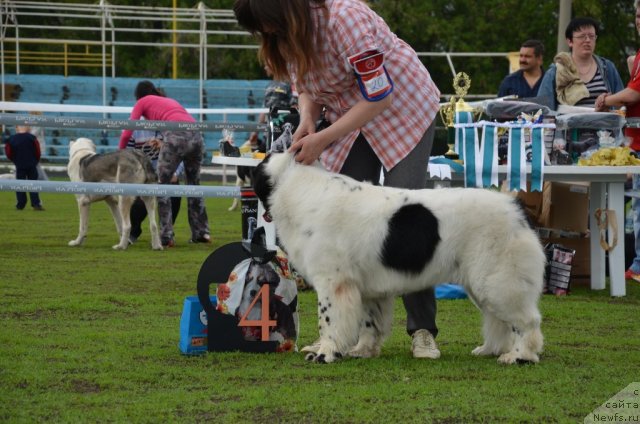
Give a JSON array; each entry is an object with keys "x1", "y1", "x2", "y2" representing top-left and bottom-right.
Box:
[{"x1": 537, "y1": 17, "x2": 624, "y2": 110}]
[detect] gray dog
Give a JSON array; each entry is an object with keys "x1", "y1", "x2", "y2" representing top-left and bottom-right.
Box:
[{"x1": 67, "y1": 137, "x2": 162, "y2": 250}]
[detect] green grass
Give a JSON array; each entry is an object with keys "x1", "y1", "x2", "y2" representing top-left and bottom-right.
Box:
[{"x1": 1, "y1": 183, "x2": 639, "y2": 423}]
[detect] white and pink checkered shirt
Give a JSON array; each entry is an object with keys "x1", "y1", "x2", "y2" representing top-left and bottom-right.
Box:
[{"x1": 289, "y1": 0, "x2": 441, "y2": 173}]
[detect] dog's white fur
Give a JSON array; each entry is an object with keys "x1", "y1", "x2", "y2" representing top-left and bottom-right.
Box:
[
  {"x1": 67, "y1": 137, "x2": 162, "y2": 250},
  {"x1": 255, "y1": 152, "x2": 545, "y2": 364}
]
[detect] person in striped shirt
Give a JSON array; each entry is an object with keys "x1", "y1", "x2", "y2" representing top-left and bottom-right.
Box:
[
  {"x1": 537, "y1": 17, "x2": 624, "y2": 110},
  {"x1": 234, "y1": 0, "x2": 443, "y2": 359}
]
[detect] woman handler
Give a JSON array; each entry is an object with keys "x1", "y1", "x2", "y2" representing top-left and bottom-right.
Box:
[
  {"x1": 119, "y1": 80, "x2": 210, "y2": 247},
  {"x1": 234, "y1": 0, "x2": 442, "y2": 359}
]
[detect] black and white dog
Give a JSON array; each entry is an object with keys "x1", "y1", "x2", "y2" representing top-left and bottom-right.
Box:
[{"x1": 253, "y1": 152, "x2": 545, "y2": 364}]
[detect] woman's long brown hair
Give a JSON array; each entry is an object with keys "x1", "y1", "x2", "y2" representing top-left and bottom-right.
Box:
[{"x1": 233, "y1": 0, "x2": 325, "y2": 84}]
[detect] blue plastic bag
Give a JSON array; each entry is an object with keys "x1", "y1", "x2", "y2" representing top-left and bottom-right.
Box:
[{"x1": 435, "y1": 284, "x2": 467, "y2": 299}]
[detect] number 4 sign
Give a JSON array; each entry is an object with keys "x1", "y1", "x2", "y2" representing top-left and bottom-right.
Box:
[
  {"x1": 195, "y1": 240, "x2": 297, "y2": 353},
  {"x1": 238, "y1": 284, "x2": 277, "y2": 341}
]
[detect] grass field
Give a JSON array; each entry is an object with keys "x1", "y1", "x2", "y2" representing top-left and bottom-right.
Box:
[{"x1": 1, "y1": 181, "x2": 639, "y2": 423}]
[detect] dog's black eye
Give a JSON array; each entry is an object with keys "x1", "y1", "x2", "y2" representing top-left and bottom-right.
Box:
[{"x1": 249, "y1": 290, "x2": 257, "y2": 297}]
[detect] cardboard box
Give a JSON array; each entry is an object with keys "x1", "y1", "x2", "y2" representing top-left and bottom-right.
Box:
[{"x1": 541, "y1": 181, "x2": 590, "y2": 233}]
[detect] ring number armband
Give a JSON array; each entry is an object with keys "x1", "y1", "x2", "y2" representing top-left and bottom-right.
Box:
[{"x1": 348, "y1": 49, "x2": 394, "y2": 101}]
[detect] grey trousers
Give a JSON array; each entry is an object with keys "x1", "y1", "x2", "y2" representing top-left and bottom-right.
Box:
[
  {"x1": 339, "y1": 122, "x2": 439, "y2": 337},
  {"x1": 157, "y1": 130, "x2": 210, "y2": 242}
]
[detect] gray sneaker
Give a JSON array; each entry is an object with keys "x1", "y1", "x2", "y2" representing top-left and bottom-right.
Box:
[{"x1": 411, "y1": 329, "x2": 441, "y2": 359}]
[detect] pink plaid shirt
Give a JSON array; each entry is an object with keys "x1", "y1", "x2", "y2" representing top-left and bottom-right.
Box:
[{"x1": 290, "y1": 0, "x2": 441, "y2": 172}]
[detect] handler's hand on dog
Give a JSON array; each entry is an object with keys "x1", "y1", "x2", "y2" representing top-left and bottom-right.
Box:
[
  {"x1": 148, "y1": 138, "x2": 163, "y2": 150},
  {"x1": 292, "y1": 119, "x2": 316, "y2": 143},
  {"x1": 289, "y1": 133, "x2": 326, "y2": 165}
]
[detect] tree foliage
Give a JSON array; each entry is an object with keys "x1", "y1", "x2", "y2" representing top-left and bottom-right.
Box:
[
  {"x1": 5, "y1": 0, "x2": 640, "y2": 95},
  {"x1": 370, "y1": 0, "x2": 639, "y2": 94}
]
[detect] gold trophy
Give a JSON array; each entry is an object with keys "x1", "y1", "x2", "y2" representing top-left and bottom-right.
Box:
[
  {"x1": 439, "y1": 72, "x2": 476, "y2": 127},
  {"x1": 439, "y1": 72, "x2": 478, "y2": 158}
]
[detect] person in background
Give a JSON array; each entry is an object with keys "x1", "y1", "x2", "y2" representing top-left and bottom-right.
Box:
[
  {"x1": 5, "y1": 125, "x2": 44, "y2": 211},
  {"x1": 28, "y1": 111, "x2": 49, "y2": 181},
  {"x1": 537, "y1": 17, "x2": 624, "y2": 110},
  {"x1": 594, "y1": 0, "x2": 640, "y2": 282},
  {"x1": 119, "y1": 80, "x2": 210, "y2": 248},
  {"x1": 247, "y1": 64, "x2": 294, "y2": 149},
  {"x1": 498, "y1": 39, "x2": 545, "y2": 99},
  {"x1": 234, "y1": 0, "x2": 442, "y2": 359},
  {"x1": 125, "y1": 128, "x2": 183, "y2": 244}
]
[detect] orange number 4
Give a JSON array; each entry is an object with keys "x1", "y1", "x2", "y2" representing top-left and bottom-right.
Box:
[{"x1": 238, "y1": 285, "x2": 277, "y2": 341}]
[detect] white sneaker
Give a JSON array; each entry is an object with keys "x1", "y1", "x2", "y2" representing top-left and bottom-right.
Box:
[{"x1": 411, "y1": 329, "x2": 441, "y2": 359}]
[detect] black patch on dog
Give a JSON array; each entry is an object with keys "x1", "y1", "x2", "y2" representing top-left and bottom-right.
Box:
[
  {"x1": 252, "y1": 155, "x2": 274, "y2": 214},
  {"x1": 381, "y1": 204, "x2": 440, "y2": 274}
]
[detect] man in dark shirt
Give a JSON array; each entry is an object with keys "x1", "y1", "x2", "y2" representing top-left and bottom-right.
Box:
[{"x1": 498, "y1": 39, "x2": 545, "y2": 99}]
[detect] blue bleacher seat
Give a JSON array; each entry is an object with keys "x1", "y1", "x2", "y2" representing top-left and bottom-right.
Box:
[{"x1": 1, "y1": 74, "x2": 271, "y2": 163}]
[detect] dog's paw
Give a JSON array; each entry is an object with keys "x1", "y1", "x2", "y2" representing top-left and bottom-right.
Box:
[
  {"x1": 112, "y1": 243, "x2": 128, "y2": 250},
  {"x1": 300, "y1": 341, "x2": 321, "y2": 355},
  {"x1": 68, "y1": 239, "x2": 83, "y2": 247},
  {"x1": 312, "y1": 348, "x2": 343, "y2": 364},
  {"x1": 151, "y1": 244, "x2": 163, "y2": 251},
  {"x1": 471, "y1": 345, "x2": 494, "y2": 357},
  {"x1": 498, "y1": 351, "x2": 539, "y2": 365},
  {"x1": 347, "y1": 345, "x2": 380, "y2": 359},
  {"x1": 497, "y1": 351, "x2": 539, "y2": 365}
]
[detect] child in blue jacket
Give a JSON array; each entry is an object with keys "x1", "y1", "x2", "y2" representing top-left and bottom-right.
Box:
[{"x1": 4, "y1": 125, "x2": 44, "y2": 210}]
